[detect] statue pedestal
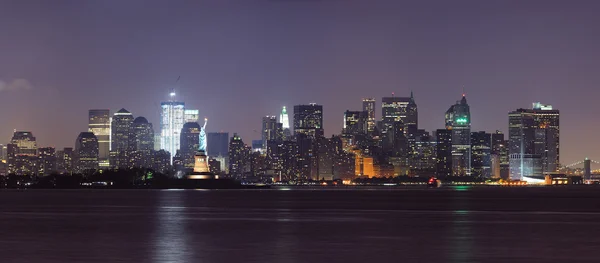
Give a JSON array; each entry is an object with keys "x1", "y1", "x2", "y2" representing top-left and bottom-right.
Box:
[{"x1": 187, "y1": 150, "x2": 217, "y2": 180}]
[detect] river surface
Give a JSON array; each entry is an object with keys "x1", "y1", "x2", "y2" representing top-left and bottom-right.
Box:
[{"x1": 1, "y1": 186, "x2": 599, "y2": 262}]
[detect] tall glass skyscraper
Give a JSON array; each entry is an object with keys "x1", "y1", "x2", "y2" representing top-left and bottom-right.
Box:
[
  {"x1": 362, "y1": 98, "x2": 376, "y2": 133},
  {"x1": 110, "y1": 108, "x2": 134, "y2": 169},
  {"x1": 88, "y1": 109, "x2": 110, "y2": 167},
  {"x1": 160, "y1": 92, "x2": 185, "y2": 163},
  {"x1": 293, "y1": 103, "x2": 324, "y2": 138},
  {"x1": 445, "y1": 95, "x2": 471, "y2": 176},
  {"x1": 381, "y1": 92, "x2": 417, "y2": 135},
  {"x1": 279, "y1": 106, "x2": 291, "y2": 140},
  {"x1": 508, "y1": 103, "x2": 559, "y2": 180}
]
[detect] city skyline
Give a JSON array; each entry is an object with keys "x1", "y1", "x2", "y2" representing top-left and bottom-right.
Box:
[{"x1": 1, "y1": 1, "x2": 599, "y2": 164}]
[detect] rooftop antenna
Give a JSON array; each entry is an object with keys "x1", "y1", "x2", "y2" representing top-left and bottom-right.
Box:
[{"x1": 169, "y1": 76, "x2": 180, "y2": 101}]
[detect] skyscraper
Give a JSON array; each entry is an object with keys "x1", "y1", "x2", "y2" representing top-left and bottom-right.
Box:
[
  {"x1": 184, "y1": 109, "x2": 199, "y2": 123},
  {"x1": 508, "y1": 103, "x2": 559, "y2": 180},
  {"x1": 88, "y1": 109, "x2": 110, "y2": 167},
  {"x1": 293, "y1": 104, "x2": 324, "y2": 138},
  {"x1": 262, "y1": 116, "x2": 279, "y2": 150},
  {"x1": 279, "y1": 106, "x2": 291, "y2": 140},
  {"x1": 160, "y1": 92, "x2": 185, "y2": 163},
  {"x1": 207, "y1": 132, "x2": 229, "y2": 157},
  {"x1": 362, "y1": 98, "x2": 376, "y2": 133},
  {"x1": 180, "y1": 122, "x2": 201, "y2": 169},
  {"x1": 131, "y1": 116, "x2": 155, "y2": 168},
  {"x1": 343, "y1": 110, "x2": 368, "y2": 135},
  {"x1": 7, "y1": 131, "x2": 37, "y2": 175},
  {"x1": 56, "y1": 148, "x2": 74, "y2": 174},
  {"x1": 491, "y1": 131, "x2": 509, "y2": 179},
  {"x1": 37, "y1": 147, "x2": 56, "y2": 176},
  {"x1": 445, "y1": 95, "x2": 471, "y2": 176},
  {"x1": 381, "y1": 92, "x2": 418, "y2": 135},
  {"x1": 228, "y1": 133, "x2": 247, "y2": 177},
  {"x1": 471, "y1": 131, "x2": 491, "y2": 178},
  {"x1": 110, "y1": 108, "x2": 134, "y2": 169},
  {"x1": 435, "y1": 129, "x2": 452, "y2": 178},
  {"x1": 74, "y1": 132, "x2": 99, "y2": 174}
]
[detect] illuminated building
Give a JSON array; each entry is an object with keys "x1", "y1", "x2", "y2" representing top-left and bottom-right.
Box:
[
  {"x1": 262, "y1": 116, "x2": 282, "y2": 150},
  {"x1": 208, "y1": 132, "x2": 229, "y2": 171},
  {"x1": 151, "y1": 150, "x2": 171, "y2": 174},
  {"x1": 296, "y1": 133, "x2": 317, "y2": 179},
  {"x1": 0, "y1": 144, "x2": 7, "y2": 163},
  {"x1": 228, "y1": 133, "x2": 247, "y2": 178},
  {"x1": 88, "y1": 109, "x2": 110, "y2": 167},
  {"x1": 184, "y1": 109, "x2": 199, "y2": 123},
  {"x1": 131, "y1": 116, "x2": 155, "y2": 168},
  {"x1": 294, "y1": 104, "x2": 324, "y2": 138},
  {"x1": 334, "y1": 151, "x2": 355, "y2": 180},
  {"x1": 436, "y1": 129, "x2": 452, "y2": 178},
  {"x1": 408, "y1": 130, "x2": 436, "y2": 173},
  {"x1": 471, "y1": 131, "x2": 491, "y2": 178},
  {"x1": 110, "y1": 108, "x2": 133, "y2": 169},
  {"x1": 280, "y1": 140, "x2": 299, "y2": 180},
  {"x1": 362, "y1": 98, "x2": 376, "y2": 133},
  {"x1": 75, "y1": 132, "x2": 99, "y2": 174},
  {"x1": 508, "y1": 103, "x2": 559, "y2": 180},
  {"x1": 279, "y1": 106, "x2": 291, "y2": 140},
  {"x1": 38, "y1": 147, "x2": 56, "y2": 176},
  {"x1": 445, "y1": 95, "x2": 471, "y2": 176},
  {"x1": 160, "y1": 93, "x2": 185, "y2": 163},
  {"x1": 381, "y1": 92, "x2": 417, "y2": 136},
  {"x1": 56, "y1": 148, "x2": 74, "y2": 174},
  {"x1": 491, "y1": 131, "x2": 509, "y2": 179},
  {"x1": 353, "y1": 149, "x2": 374, "y2": 178},
  {"x1": 7, "y1": 131, "x2": 37, "y2": 175},
  {"x1": 343, "y1": 110, "x2": 368, "y2": 135},
  {"x1": 316, "y1": 136, "x2": 342, "y2": 180},
  {"x1": 180, "y1": 122, "x2": 200, "y2": 169}
]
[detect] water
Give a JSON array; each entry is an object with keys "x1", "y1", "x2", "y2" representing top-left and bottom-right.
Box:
[{"x1": 1, "y1": 187, "x2": 599, "y2": 262}]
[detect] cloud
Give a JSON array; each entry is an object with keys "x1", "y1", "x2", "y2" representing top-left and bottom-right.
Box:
[{"x1": 0, "y1": 79, "x2": 34, "y2": 92}]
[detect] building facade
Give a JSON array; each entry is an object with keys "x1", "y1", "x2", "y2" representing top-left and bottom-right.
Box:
[
  {"x1": 160, "y1": 97, "x2": 185, "y2": 163},
  {"x1": 88, "y1": 109, "x2": 111, "y2": 167},
  {"x1": 75, "y1": 132, "x2": 99, "y2": 173},
  {"x1": 293, "y1": 104, "x2": 324, "y2": 138},
  {"x1": 110, "y1": 108, "x2": 134, "y2": 169},
  {"x1": 445, "y1": 95, "x2": 471, "y2": 176}
]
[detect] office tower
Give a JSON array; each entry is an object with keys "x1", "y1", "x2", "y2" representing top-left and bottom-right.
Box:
[
  {"x1": 362, "y1": 98, "x2": 376, "y2": 133},
  {"x1": 0, "y1": 144, "x2": 7, "y2": 163},
  {"x1": 445, "y1": 95, "x2": 471, "y2": 176},
  {"x1": 471, "y1": 131, "x2": 491, "y2": 178},
  {"x1": 409, "y1": 130, "x2": 436, "y2": 172},
  {"x1": 151, "y1": 150, "x2": 171, "y2": 174},
  {"x1": 436, "y1": 129, "x2": 452, "y2": 178},
  {"x1": 491, "y1": 131, "x2": 509, "y2": 179},
  {"x1": 228, "y1": 133, "x2": 247, "y2": 177},
  {"x1": 131, "y1": 116, "x2": 155, "y2": 168},
  {"x1": 334, "y1": 151, "x2": 356, "y2": 180},
  {"x1": 279, "y1": 140, "x2": 299, "y2": 180},
  {"x1": 381, "y1": 92, "x2": 417, "y2": 135},
  {"x1": 74, "y1": 132, "x2": 99, "y2": 173},
  {"x1": 279, "y1": 106, "x2": 291, "y2": 140},
  {"x1": 7, "y1": 131, "x2": 37, "y2": 175},
  {"x1": 184, "y1": 109, "x2": 199, "y2": 123},
  {"x1": 110, "y1": 108, "x2": 134, "y2": 169},
  {"x1": 180, "y1": 122, "x2": 201, "y2": 169},
  {"x1": 262, "y1": 116, "x2": 279, "y2": 150},
  {"x1": 153, "y1": 134, "x2": 162, "y2": 151},
  {"x1": 56, "y1": 148, "x2": 74, "y2": 174},
  {"x1": 37, "y1": 147, "x2": 56, "y2": 176},
  {"x1": 293, "y1": 104, "x2": 324, "y2": 138},
  {"x1": 160, "y1": 93, "x2": 185, "y2": 163},
  {"x1": 343, "y1": 110, "x2": 368, "y2": 135},
  {"x1": 508, "y1": 103, "x2": 559, "y2": 180},
  {"x1": 88, "y1": 109, "x2": 110, "y2": 167},
  {"x1": 207, "y1": 132, "x2": 229, "y2": 157},
  {"x1": 316, "y1": 136, "x2": 342, "y2": 180}
]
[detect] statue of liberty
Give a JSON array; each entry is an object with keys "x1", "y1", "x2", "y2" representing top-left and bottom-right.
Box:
[{"x1": 199, "y1": 118, "x2": 207, "y2": 154}]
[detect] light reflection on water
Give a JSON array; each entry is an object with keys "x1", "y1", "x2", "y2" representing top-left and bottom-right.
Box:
[{"x1": 153, "y1": 191, "x2": 193, "y2": 262}]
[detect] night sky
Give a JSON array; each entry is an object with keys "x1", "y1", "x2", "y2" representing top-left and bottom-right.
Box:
[{"x1": 1, "y1": 0, "x2": 599, "y2": 164}]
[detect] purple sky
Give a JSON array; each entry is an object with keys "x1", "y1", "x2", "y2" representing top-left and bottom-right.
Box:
[{"x1": 1, "y1": 0, "x2": 599, "y2": 164}]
